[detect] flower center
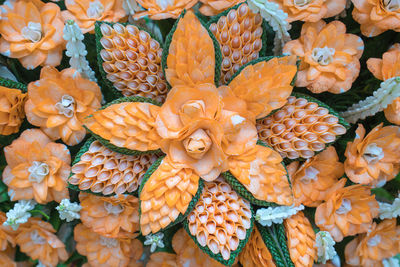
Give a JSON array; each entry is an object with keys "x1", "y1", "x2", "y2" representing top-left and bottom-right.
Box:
[
  {"x1": 28, "y1": 161, "x2": 49, "y2": 183},
  {"x1": 183, "y1": 129, "x2": 212, "y2": 159},
  {"x1": 336, "y1": 198, "x2": 352, "y2": 215},
  {"x1": 87, "y1": 1, "x2": 105, "y2": 18},
  {"x1": 294, "y1": 0, "x2": 312, "y2": 7},
  {"x1": 99, "y1": 236, "x2": 118, "y2": 248},
  {"x1": 30, "y1": 230, "x2": 46, "y2": 245},
  {"x1": 180, "y1": 100, "x2": 206, "y2": 118},
  {"x1": 363, "y1": 143, "x2": 384, "y2": 164},
  {"x1": 300, "y1": 166, "x2": 319, "y2": 184},
  {"x1": 55, "y1": 95, "x2": 75, "y2": 118},
  {"x1": 367, "y1": 234, "x2": 381, "y2": 246},
  {"x1": 155, "y1": 0, "x2": 174, "y2": 10},
  {"x1": 21, "y1": 22, "x2": 42, "y2": 43},
  {"x1": 383, "y1": 0, "x2": 400, "y2": 11},
  {"x1": 311, "y1": 47, "x2": 335, "y2": 66},
  {"x1": 103, "y1": 202, "x2": 125, "y2": 215}
]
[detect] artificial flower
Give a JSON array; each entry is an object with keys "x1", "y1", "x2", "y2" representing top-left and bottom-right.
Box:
[
  {"x1": 378, "y1": 193, "x2": 400, "y2": 220},
  {"x1": 144, "y1": 232, "x2": 165, "y2": 252},
  {"x1": 351, "y1": 0, "x2": 400, "y2": 37},
  {"x1": 56, "y1": 198, "x2": 81, "y2": 222},
  {"x1": 74, "y1": 223, "x2": 143, "y2": 267},
  {"x1": 0, "y1": 248, "x2": 16, "y2": 267},
  {"x1": 344, "y1": 123, "x2": 400, "y2": 187},
  {"x1": 3, "y1": 129, "x2": 70, "y2": 203},
  {"x1": 288, "y1": 146, "x2": 345, "y2": 207},
  {"x1": 0, "y1": 212, "x2": 15, "y2": 251},
  {"x1": 16, "y1": 218, "x2": 68, "y2": 267},
  {"x1": 147, "y1": 252, "x2": 177, "y2": 267},
  {"x1": 0, "y1": 86, "x2": 27, "y2": 136},
  {"x1": 25, "y1": 67, "x2": 102, "y2": 146},
  {"x1": 315, "y1": 231, "x2": 337, "y2": 264},
  {"x1": 270, "y1": 0, "x2": 346, "y2": 22},
  {"x1": 383, "y1": 256, "x2": 400, "y2": 267},
  {"x1": 0, "y1": 0, "x2": 65, "y2": 69},
  {"x1": 133, "y1": 0, "x2": 198, "y2": 19},
  {"x1": 367, "y1": 44, "x2": 400, "y2": 125},
  {"x1": 345, "y1": 219, "x2": 400, "y2": 267},
  {"x1": 255, "y1": 204, "x2": 304, "y2": 226},
  {"x1": 62, "y1": 0, "x2": 126, "y2": 34},
  {"x1": 3, "y1": 200, "x2": 35, "y2": 230},
  {"x1": 79, "y1": 193, "x2": 140, "y2": 238},
  {"x1": 283, "y1": 20, "x2": 364, "y2": 94},
  {"x1": 315, "y1": 181, "x2": 379, "y2": 242},
  {"x1": 199, "y1": 0, "x2": 245, "y2": 16}
]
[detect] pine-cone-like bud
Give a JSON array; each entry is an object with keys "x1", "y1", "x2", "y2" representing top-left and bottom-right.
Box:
[
  {"x1": 209, "y1": 3, "x2": 263, "y2": 85},
  {"x1": 187, "y1": 178, "x2": 252, "y2": 261},
  {"x1": 99, "y1": 23, "x2": 168, "y2": 102},
  {"x1": 257, "y1": 96, "x2": 347, "y2": 159},
  {"x1": 69, "y1": 140, "x2": 158, "y2": 195}
]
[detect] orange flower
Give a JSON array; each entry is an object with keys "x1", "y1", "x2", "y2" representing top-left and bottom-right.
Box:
[
  {"x1": 0, "y1": 0, "x2": 64, "y2": 69},
  {"x1": 315, "y1": 182, "x2": 379, "y2": 242},
  {"x1": 199, "y1": 0, "x2": 245, "y2": 16},
  {"x1": 0, "y1": 212, "x2": 15, "y2": 251},
  {"x1": 345, "y1": 219, "x2": 400, "y2": 267},
  {"x1": 270, "y1": 0, "x2": 346, "y2": 22},
  {"x1": 288, "y1": 146, "x2": 345, "y2": 207},
  {"x1": 0, "y1": 247, "x2": 16, "y2": 267},
  {"x1": 0, "y1": 86, "x2": 27, "y2": 136},
  {"x1": 74, "y1": 223, "x2": 143, "y2": 267},
  {"x1": 25, "y1": 67, "x2": 102, "y2": 146},
  {"x1": 3, "y1": 129, "x2": 70, "y2": 203},
  {"x1": 367, "y1": 44, "x2": 400, "y2": 125},
  {"x1": 283, "y1": 20, "x2": 364, "y2": 94},
  {"x1": 16, "y1": 218, "x2": 68, "y2": 267},
  {"x1": 352, "y1": 0, "x2": 400, "y2": 37},
  {"x1": 79, "y1": 193, "x2": 140, "y2": 238},
  {"x1": 133, "y1": 0, "x2": 198, "y2": 19},
  {"x1": 62, "y1": 0, "x2": 126, "y2": 34},
  {"x1": 344, "y1": 123, "x2": 400, "y2": 187}
]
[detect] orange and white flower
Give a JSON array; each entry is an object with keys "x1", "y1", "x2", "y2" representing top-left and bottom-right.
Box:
[
  {"x1": 3, "y1": 129, "x2": 70, "y2": 203},
  {"x1": 0, "y1": 86, "x2": 27, "y2": 136},
  {"x1": 133, "y1": 0, "x2": 198, "y2": 19},
  {"x1": 0, "y1": 0, "x2": 65, "y2": 69}
]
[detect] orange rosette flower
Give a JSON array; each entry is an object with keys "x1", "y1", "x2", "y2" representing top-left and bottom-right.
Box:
[
  {"x1": 367, "y1": 43, "x2": 400, "y2": 125},
  {"x1": 283, "y1": 20, "x2": 364, "y2": 94},
  {"x1": 0, "y1": 0, "x2": 64, "y2": 69},
  {"x1": 3, "y1": 129, "x2": 70, "y2": 203},
  {"x1": 344, "y1": 123, "x2": 400, "y2": 187},
  {"x1": 134, "y1": 0, "x2": 198, "y2": 19},
  {"x1": 0, "y1": 86, "x2": 27, "y2": 136},
  {"x1": 270, "y1": 0, "x2": 346, "y2": 22},
  {"x1": 345, "y1": 219, "x2": 400, "y2": 267},
  {"x1": 62, "y1": 0, "x2": 126, "y2": 34},
  {"x1": 16, "y1": 218, "x2": 68, "y2": 267},
  {"x1": 74, "y1": 223, "x2": 143, "y2": 267},
  {"x1": 25, "y1": 67, "x2": 102, "y2": 146},
  {"x1": 79, "y1": 193, "x2": 140, "y2": 238},
  {"x1": 315, "y1": 181, "x2": 379, "y2": 242},
  {"x1": 199, "y1": 0, "x2": 245, "y2": 16},
  {"x1": 352, "y1": 0, "x2": 400, "y2": 37},
  {"x1": 288, "y1": 146, "x2": 345, "y2": 207}
]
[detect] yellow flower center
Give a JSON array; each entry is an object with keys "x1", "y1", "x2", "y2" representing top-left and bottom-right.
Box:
[
  {"x1": 30, "y1": 230, "x2": 46, "y2": 245},
  {"x1": 55, "y1": 95, "x2": 75, "y2": 118},
  {"x1": 367, "y1": 234, "x2": 381, "y2": 246},
  {"x1": 87, "y1": 1, "x2": 105, "y2": 19},
  {"x1": 155, "y1": 0, "x2": 174, "y2": 10},
  {"x1": 21, "y1": 22, "x2": 42, "y2": 43},
  {"x1": 383, "y1": 0, "x2": 400, "y2": 12},
  {"x1": 363, "y1": 143, "x2": 384, "y2": 164},
  {"x1": 28, "y1": 161, "x2": 49, "y2": 183},
  {"x1": 294, "y1": 0, "x2": 312, "y2": 7},
  {"x1": 183, "y1": 129, "x2": 212, "y2": 159},
  {"x1": 336, "y1": 198, "x2": 352, "y2": 215},
  {"x1": 99, "y1": 236, "x2": 118, "y2": 248},
  {"x1": 103, "y1": 202, "x2": 125, "y2": 215},
  {"x1": 311, "y1": 47, "x2": 335, "y2": 66},
  {"x1": 300, "y1": 166, "x2": 319, "y2": 184}
]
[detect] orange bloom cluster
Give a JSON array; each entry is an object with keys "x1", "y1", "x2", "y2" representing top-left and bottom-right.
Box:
[
  {"x1": 3, "y1": 129, "x2": 70, "y2": 203},
  {"x1": 0, "y1": 86, "x2": 26, "y2": 136},
  {"x1": 0, "y1": 0, "x2": 64, "y2": 69},
  {"x1": 283, "y1": 20, "x2": 364, "y2": 94}
]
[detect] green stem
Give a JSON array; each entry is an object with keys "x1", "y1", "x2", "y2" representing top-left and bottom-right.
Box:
[
  {"x1": 267, "y1": 225, "x2": 290, "y2": 267},
  {"x1": 29, "y1": 210, "x2": 50, "y2": 220}
]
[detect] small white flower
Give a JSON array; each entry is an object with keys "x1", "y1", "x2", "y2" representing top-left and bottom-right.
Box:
[
  {"x1": 378, "y1": 194, "x2": 400, "y2": 220},
  {"x1": 144, "y1": 232, "x2": 165, "y2": 252},
  {"x1": 4, "y1": 200, "x2": 36, "y2": 230},
  {"x1": 36, "y1": 261, "x2": 46, "y2": 267},
  {"x1": 255, "y1": 205, "x2": 304, "y2": 226},
  {"x1": 56, "y1": 199, "x2": 81, "y2": 222},
  {"x1": 315, "y1": 231, "x2": 337, "y2": 264},
  {"x1": 383, "y1": 255, "x2": 400, "y2": 267}
]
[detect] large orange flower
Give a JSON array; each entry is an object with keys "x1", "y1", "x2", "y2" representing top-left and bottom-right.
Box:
[
  {"x1": 62, "y1": 0, "x2": 126, "y2": 34},
  {"x1": 283, "y1": 20, "x2": 364, "y2": 94},
  {"x1": 0, "y1": 86, "x2": 26, "y2": 136},
  {"x1": 25, "y1": 67, "x2": 102, "y2": 146},
  {"x1": 345, "y1": 219, "x2": 400, "y2": 267},
  {"x1": 288, "y1": 146, "x2": 345, "y2": 207},
  {"x1": 315, "y1": 182, "x2": 379, "y2": 242},
  {"x1": 352, "y1": 0, "x2": 400, "y2": 37},
  {"x1": 133, "y1": 0, "x2": 198, "y2": 19},
  {"x1": 344, "y1": 124, "x2": 400, "y2": 187},
  {"x1": 0, "y1": 0, "x2": 64, "y2": 69},
  {"x1": 270, "y1": 0, "x2": 346, "y2": 22},
  {"x1": 74, "y1": 224, "x2": 143, "y2": 267},
  {"x1": 79, "y1": 193, "x2": 140, "y2": 238},
  {"x1": 199, "y1": 0, "x2": 245, "y2": 16},
  {"x1": 367, "y1": 44, "x2": 400, "y2": 125},
  {"x1": 16, "y1": 218, "x2": 68, "y2": 267},
  {"x1": 3, "y1": 129, "x2": 70, "y2": 203}
]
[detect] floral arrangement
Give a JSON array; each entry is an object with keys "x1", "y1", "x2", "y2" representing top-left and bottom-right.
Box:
[{"x1": 0, "y1": 0, "x2": 399, "y2": 266}]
